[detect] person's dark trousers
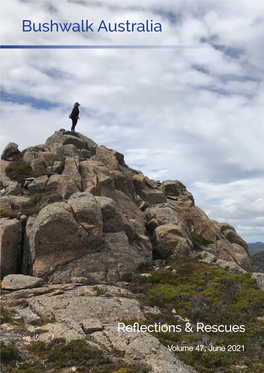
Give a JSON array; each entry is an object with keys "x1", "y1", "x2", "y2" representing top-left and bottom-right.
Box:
[{"x1": 71, "y1": 118, "x2": 78, "y2": 131}]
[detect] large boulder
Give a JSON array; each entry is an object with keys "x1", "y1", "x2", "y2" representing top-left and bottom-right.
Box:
[
  {"x1": 132, "y1": 173, "x2": 166, "y2": 203},
  {"x1": 40, "y1": 193, "x2": 151, "y2": 284},
  {"x1": 45, "y1": 129, "x2": 97, "y2": 155},
  {"x1": 93, "y1": 147, "x2": 135, "y2": 198},
  {"x1": 56, "y1": 175, "x2": 80, "y2": 199},
  {"x1": 154, "y1": 224, "x2": 193, "y2": 258},
  {"x1": 114, "y1": 190, "x2": 146, "y2": 236},
  {"x1": 28, "y1": 175, "x2": 48, "y2": 194},
  {"x1": 112, "y1": 168, "x2": 135, "y2": 198},
  {"x1": 163, "y1": 180, "x2": 187, "y2": 196},
  {"x1": 95, "y1": 196, "x2": 134, "y2": 243},
  {"x1": 46, "y1": 174, "x2": 61, "y2": 192},
  {"x1": 37, "y1": 151, "x2": 58, "y2": 167},
  {"x1": 1, "y1": 274, "x2": 44, "y2": 290},
  {"x1": 49, "y1": 230, "x2": 152, "y2": 284},
  {"x1": 80, "y1": 160, "x2": 115, "y2": 197},
  {"x1": 29, "y1": 193, "x2": 103, "y2": 279},
  {"x1": 8, "y1": 196, "x2": 31, "y2": 210},
  {"x1": 62, "y1": 156, "x2": 82, "y2": 189},
  {"x1": 93, "y1": 146, "x2": 121, "y2": 170},
  {"x1": 147, "y1": 204, "x2": 179, "y2": 225},
  {"x1": 0, "y1": 196, "x2": 12, "y2": 213},
  {"x1": 1, "y1": 142, "x2": 22, "y2": 161},
  {"x1": 30, "y1": 158, "x2": 46, "y2": 174},
  {"x1": 0, "y1": 218, "x2": 22, "y2": 278},
  {"x1": 5, "y1": 181, "x2": 22, "y2": 196}
]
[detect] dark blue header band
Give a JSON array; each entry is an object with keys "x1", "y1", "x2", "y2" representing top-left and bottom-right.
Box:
[{"x1": 1, "y1": 45, "x2": 207, "y2": 49}]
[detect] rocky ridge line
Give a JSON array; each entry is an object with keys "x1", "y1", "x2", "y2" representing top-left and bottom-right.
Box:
[{"x1": 1, "y1": 129, "x2": 252, "y2": 283}]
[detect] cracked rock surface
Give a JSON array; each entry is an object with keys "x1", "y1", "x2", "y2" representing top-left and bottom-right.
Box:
[{"x1": 1, "y1": 283, "x2": 196, "y2": 373}]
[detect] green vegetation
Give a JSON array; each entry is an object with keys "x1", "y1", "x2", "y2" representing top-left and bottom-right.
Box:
[
  {"x1": 5, "y1": 160, "x2": 40, "y2": 184},
  {"x1": 0, "y1": 306, "x2": 25, "y2": 327},
  {"x1": 149, "y1": 199, "x2": 165, "y2": 205},
  {"x1": 93, "y1": 285, "x2": 107, "y2": 296},
  {"x1": 4, "y1": 339, "x2": 150, "y2": 373},
  {"x1": 93, "y1": 365, "x2": 150, "y2": 373},
  {"x1": 0, "y1": 210, "x2": 19, "y2": 219},
  {"x1": 191, "y1": 232, "x2": 213, "y2": 251},
  {"x1": 0, "y1": 192, "x2": 56, "y2": 219},
  {"x1": 136, "y1": 261, "x2": 153, "y2": 273},
  {"x1": 1, "y1": 306, "x2": 13, "y2": 324},
  {"x1": 0, "y1": 341, "x2": 20, "y2": 362},
  {"x1": 28, "y1": 192, "x2": 52, "y2": 207},
  {"x1": 152, "y1": 242, "x2": 174, "y2": 260},
  {"x1": 133, "y1": 198, "x2": 141, "y2": 207},
  {"x1": 152, "y1": 231, "x2": 213, "y2": 260},
  {"x1": 128, "y1": 258, "x2": 264, "y2": 373}
]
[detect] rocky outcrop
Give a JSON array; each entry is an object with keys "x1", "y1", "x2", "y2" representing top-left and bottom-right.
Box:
[
  {"x1": 25, "y1": 192, "x2": 151, "y2": 283},
  {"x1": 45, "y1": 129, "x2": 97, "y2": 156},
  {"x1": 1, "y1": 142, "x2": 22, "y2": 161},
  {"x1": 29, "y1": 193, "x2": 103, "y2": 280},
  {"x1": 28, "y1": 175, "x2": 48, "y2": 194},
  {"x1": 166, "y1": 198, "x2": 252, "y2": 271},
  {"x1": 1, "y1": 282, "x2": 196, "y2": 373},
  {"x1": 0, "y1": 130, "x2": 252, "y2": 281}
]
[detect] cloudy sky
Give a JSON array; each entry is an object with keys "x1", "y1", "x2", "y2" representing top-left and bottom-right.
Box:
[{"x1": 1, "y1": 0, "x2": 264, "y2": 243}]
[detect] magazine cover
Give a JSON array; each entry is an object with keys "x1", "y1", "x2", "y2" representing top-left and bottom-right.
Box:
[{"x1": 1, "y1": 1, "x2": 264, "y2": 372}]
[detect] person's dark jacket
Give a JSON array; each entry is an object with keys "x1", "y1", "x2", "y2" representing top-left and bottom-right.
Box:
[{"x1": 70, "y1": 107, "x2": 79, "y2": 119}]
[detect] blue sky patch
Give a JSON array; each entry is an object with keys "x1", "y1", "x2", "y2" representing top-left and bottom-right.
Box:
[{"x1": 1, "y1": 90, "x2": 60, "y2": 109}]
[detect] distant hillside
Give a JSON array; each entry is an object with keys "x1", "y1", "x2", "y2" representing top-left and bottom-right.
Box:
[
  {"x1": 248, "y1": 242, "x2": 264, "y2": 255},
  {"x1": 251, "y1": 251, "x2": 264, "y2": 273}
]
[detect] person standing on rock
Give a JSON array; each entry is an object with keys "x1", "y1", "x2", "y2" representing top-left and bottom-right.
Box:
[{"x1": 69, "y1": 102, "x2": 80, "y2": 132}]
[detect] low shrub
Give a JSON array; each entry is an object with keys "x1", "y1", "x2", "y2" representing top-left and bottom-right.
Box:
[
  {"x1": 5, "y1": 160, "x2": 42, "y2": 184},
  {"x1": 0, "y1": 341, "x2": 20, "y2": 362},
  {"x1": 5, "y1": 339, "x2": 151, "y2": 373},
  {"x1": 128, "y1": 258, "x2": 264, "y2": 373}
]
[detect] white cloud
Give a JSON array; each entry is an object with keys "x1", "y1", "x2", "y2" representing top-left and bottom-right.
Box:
[{"x1": 192, "y1": 179, "x2": 264, "y2": 242}]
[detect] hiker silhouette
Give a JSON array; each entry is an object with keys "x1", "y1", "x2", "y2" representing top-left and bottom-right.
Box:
[{"x1": 69, "y1": 102, "x2": 80, "y2": 132}]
